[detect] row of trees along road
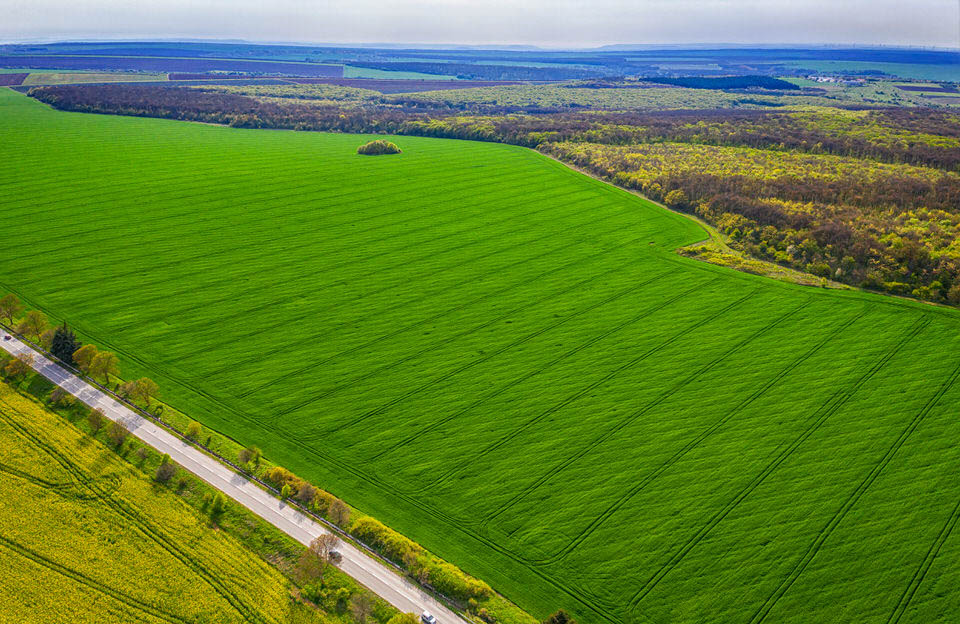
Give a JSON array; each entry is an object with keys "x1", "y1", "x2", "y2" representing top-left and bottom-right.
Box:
[{"x1": 0, "y1": 293, "x2": 159, "y2": 407}]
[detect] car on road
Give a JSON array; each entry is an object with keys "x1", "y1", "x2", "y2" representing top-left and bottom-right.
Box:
[
  {"x1": 421, "y1": 612, "x2": 437, "y2": 624},
  {"x1": 3, "y1": 335, "x2": 9, "y2": 341},
  {"x1": 329, "y1": 549, "x2": 343, "y2": 564}
]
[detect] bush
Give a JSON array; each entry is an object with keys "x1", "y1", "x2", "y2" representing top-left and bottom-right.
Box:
[
  {"x1": 87, "y1": 408, "x2": 106, "y2": 433},
  {"x1": 107, "y1": 420, "x2": 130, "y2": 448},
  {"x1": 264, "y1": 466, "x2": 295, "y2": 488},
  {"x1": 155, "y1": 453, "x2": 177, "y2": 483},
  {"x1": 185, "y1": 420, "x2": 202, "y2": 440},
  {"x1": 357, "y1": 139, "x2": 402, "y2": 156},
  {"x1": 238, "y1": 445, "x2": 262, "y2": 466},
  {"x1": 209, "y1": 492, "x2": 227, "y2": 516}
]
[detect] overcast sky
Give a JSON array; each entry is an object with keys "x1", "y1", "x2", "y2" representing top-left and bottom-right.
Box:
[{"x1": 4, "y1": 0, "x2": 959, "y2": 49}]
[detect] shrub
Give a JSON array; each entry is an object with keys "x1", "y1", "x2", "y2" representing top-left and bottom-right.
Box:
[
  {"x1": 357, "y1": 139, "x2": 402, "y2": 156},
  {"x1": 329, "y1": 498, "x2": 351, "y2": 527},
  {"x1": 238, "y1": 445, "x2": 262, "y2": 466},
  {"x1": 209, "y1": 492, "x2": 227, "y2": 516},
  {"x1": 155, "y1": 461, "x2": 177, "y2": 483},
  {"x1": 296, "y1": 483, "x2": 317, "y2": 505},
  {"x1": 264, "y1": 466, "x2": 295, "y2": 488},
  {"x1": 185, "y1": 420, "x2": 202, "y2": 440},
  {"x1": 107, "y1": 420, "x2": 130, "y2": 448}
]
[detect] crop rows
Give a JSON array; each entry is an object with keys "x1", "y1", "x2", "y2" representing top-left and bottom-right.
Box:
[{"x1": 2, "y1": 88, "x2": 959, "y2": 623}]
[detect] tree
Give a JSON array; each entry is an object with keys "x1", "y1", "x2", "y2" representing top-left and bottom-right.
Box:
[
  {"x1": 50, "y1": 324, "x2": 81, "y2": 365},
  {"x1": 296, "y1": 483, "x2": 317, "y2": 505},
  {"x1": 349, "y1": 593, "x2": 375, "y2": 624},
  {"x1": 238, "y1": 445, "x2": 262, "y2": 467},
  {"x1": 73, "y1": 344, "x2": 99, "y2": 374},
  {"x1": 664, "y1": 189, "x2": 689, "y2": 210},
  {"x1": 295, "y1": 533, "x2": 340, "y2": 585},
  {"x1": 329, "y1": 498, "x2": 351, "y2": 527},
  {"x1": 544, "y1": 610, "x2": 576, "y2": 624},
  {"x1": 281, "y1": 484, "x2": 294, "y2": 499},
  {"x1": 118, "y1": 380, "x2": 138, "y2": 400},
  {"x1": 131, "y1": 377, "x2": 159, "y2": 406},
  {"x1": 87, "y1": 407, "x2": 106, "y2": 433},
  {"x1": 107, "y1": 419, "x2": 129, "y2": 448},
  {"x1": 155, "y1": 454, "x2": 177, "y2": 483},
  {"x1": 88, "y1": 351, "x2": 120, "y2": 384},
  {"x1": 4, "y1": 353, "x2": 33, "y2": 380},
  {"x1": 0, "y1": 294, "x2": 23, "y2": 325},
  {"x1": 185, "y1": 420, "x2": 202, "y2": 440},
  {"x1": 40, "y1": 329, "x2": 56, "y2": 350},
  {"x1": 948, "y1": 283, "x2": 960, "y2": 306},
  {"x1": 17, "y1": 310, "x2": 48, "y2": 342}
]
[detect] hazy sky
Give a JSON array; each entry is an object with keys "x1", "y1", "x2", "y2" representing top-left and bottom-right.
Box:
[{"x1": 5, "y1": 0, "x2": 959, "y2": 48}]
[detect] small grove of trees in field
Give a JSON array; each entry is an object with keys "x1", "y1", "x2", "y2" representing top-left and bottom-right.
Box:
[{"x1": 357, "y1": 139, "x2": 402, "y2": 155}]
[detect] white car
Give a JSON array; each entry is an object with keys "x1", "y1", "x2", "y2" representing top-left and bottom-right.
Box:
[{"x1": 421, "y1": 612, "x2": 437, "y2": 624}]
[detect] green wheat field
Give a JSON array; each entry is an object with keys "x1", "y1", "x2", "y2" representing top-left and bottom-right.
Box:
[{"x1": 2, "y1": 88, "x2": 959, "y2": 623}]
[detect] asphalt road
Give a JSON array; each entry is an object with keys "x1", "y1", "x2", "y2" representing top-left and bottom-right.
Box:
[{"x1": 0, "y1": 332, "x2": 467, "y2": 624}]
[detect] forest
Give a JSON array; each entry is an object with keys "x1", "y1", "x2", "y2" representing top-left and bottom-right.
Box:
[{"x1": 28, "y1": 82, "x2": 960, "y2": 305}]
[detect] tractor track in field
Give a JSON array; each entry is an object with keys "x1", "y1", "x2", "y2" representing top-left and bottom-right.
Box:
[
  {"x1": 888, "y1": 493, "x2": 960, "y2": 623},
  {"x1": 750, "y1": 355, "x2": 960, "y2": 624},
  {"x1": 0, "y1": 459, "x2": 119, "y2": 501},
  {"x1": 361, "y1": 272, "x2": 700, "y2": 471},
  {"x1": 2, "y1": 147, "x2": 501, "y2": 225},
  {"x1": 362, "y1": 269, "x2": 680, "y2": 461},
  {"x1": 231, "y1": 204, "x2": 645, "y2": 397},
  {"x1": 51, "y1": 206, "x2": 645, "y2": 428},
  {"x1": 14, "y1": 158, "x2": 541, "y2": 286},
  {"x1": 417, "y1": 285, "x2": 756, "y2": 498},
  {"x1": 297, "y1": 239, "x2": 668, "y2": 432},
  {"x1": 627, "y1": 315, "x2": 931, "y2": 613},
  {"x1": 0, "y1": 400, "x2": 275, "y2": 624},
  {"x1": 479, "y1": 296, "x2": 811, "y2": 537},
  {"x1": 15, "y1": 155, "x2": 561, "y2": 260},
  {"x1": 268, "y1": 234, "x2": 657, "y2": 417},
  {"x1": 0, "y1": 535, "x2": 191, "y2": 624},
  {"x1": 82, "y1": 185, "x2": 611, "y2": 346},
  {"x1": 11, "y1": 188, "x2": 620, "y2": 391},
  {"x1": 114, "y1": 188, "x2": 594, "y2": 339},
  {"x1": 26, "y1": 175, "x2": 555, "y2": 317},
  {"x1": 541, "y1": 306, "x2": 869, "y2": 566}
]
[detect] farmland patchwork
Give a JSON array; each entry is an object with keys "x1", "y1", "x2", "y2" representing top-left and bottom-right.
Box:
[{"x1": 1, "y1": 88, "x2": 959, "y2": 623}]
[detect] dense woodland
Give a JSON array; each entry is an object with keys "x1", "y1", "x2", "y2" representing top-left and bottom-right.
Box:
[
  {"x1": 640, "y1": 76, "x2": 800, "y2": 90},
  {"x1": 30, "y1": 83, "x2": 960, "y2": 305}
]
